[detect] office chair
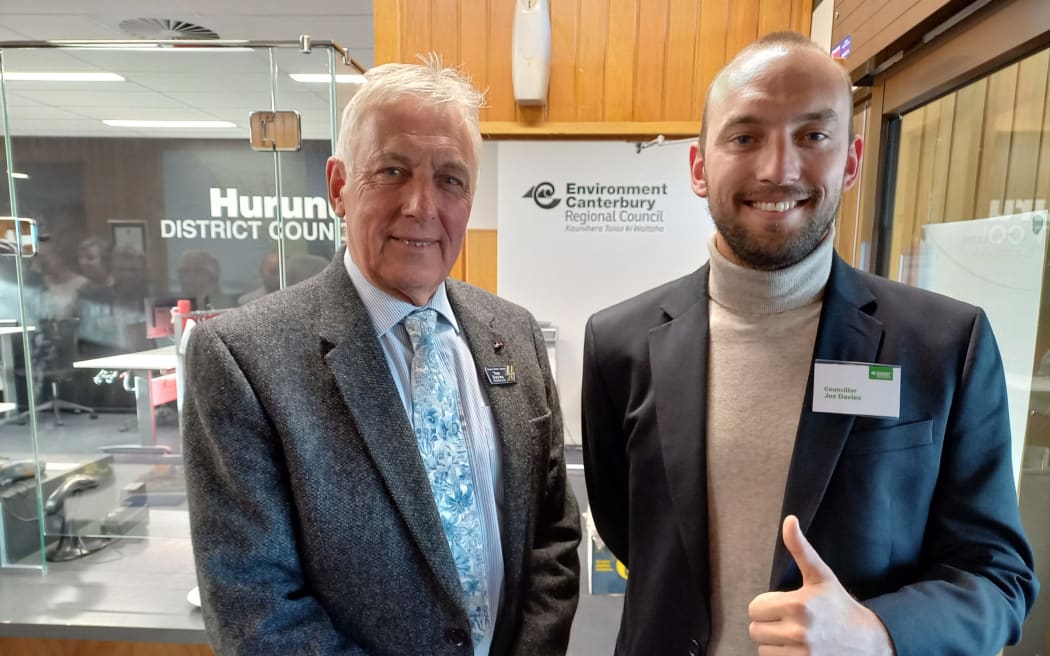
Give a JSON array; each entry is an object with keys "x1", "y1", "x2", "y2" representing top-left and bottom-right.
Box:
[{"x1": 17, "y1": 318, "x2": 97, "y2": 426}]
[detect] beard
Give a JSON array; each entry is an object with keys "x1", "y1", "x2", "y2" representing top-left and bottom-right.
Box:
[{"x1": 710, "y1": 186, "x2": 841, "y2": 271}]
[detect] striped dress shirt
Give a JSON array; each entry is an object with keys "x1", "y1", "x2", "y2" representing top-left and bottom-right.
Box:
[{"x1": 344, "y1": 250, "x2": 504, "y2": 655}]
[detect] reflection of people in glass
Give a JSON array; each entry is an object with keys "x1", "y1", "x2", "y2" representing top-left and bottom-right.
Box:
[
  {"x1": 285, "y1": 253, "x2": 328, "y2": 286},
  {"x1": 237, "y1": 251, "x2": 280, "y2": 305},
  {"x1": 176, "y1": 250, "x2": 235, "y2": 309},
  {"x1": 76, "y1": 245, "x2": 151, "y2": 355},
  {"x1": 31, "y1": 237, "x2": 87, "y2": 321},
  {"x1": 77, "y1": 237, "x2": 113, "y2": 288}
]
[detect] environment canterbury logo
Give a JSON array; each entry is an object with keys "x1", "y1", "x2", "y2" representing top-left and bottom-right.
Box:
[
  {"x1": 522, "y1": 182, "x2": 562, "y2": 209},
  {"x1": 521, "y1": 179, "x2": 670, "y2": 234}
]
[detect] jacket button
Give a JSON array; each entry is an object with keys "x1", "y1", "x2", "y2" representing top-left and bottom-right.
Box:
[
  {"x1": 687, "y1": 638, "x2": 699, "y2": 656},
  {"x1": 443, "y1": 627, "x2": 470, "y2": 647}
]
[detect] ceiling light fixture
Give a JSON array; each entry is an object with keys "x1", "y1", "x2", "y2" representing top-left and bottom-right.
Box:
[
  {"x1": 103, "y1": 119, "x2": 236, "y2": 128},
  {"x1": 290, "y1": 73, "x2": 366, "y2": 84},
  {"x1": 0, "y1": 72, "x2": 125, "y2": 82}
]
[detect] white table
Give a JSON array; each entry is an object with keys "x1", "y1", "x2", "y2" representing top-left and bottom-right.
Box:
[{"x1": 73, "y1": 346, "x2": 177, "y2": 449}]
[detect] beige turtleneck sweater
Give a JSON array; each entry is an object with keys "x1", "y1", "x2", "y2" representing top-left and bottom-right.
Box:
[{"x1": 705, "y1": 230, "x2": 833, "y2": 655}]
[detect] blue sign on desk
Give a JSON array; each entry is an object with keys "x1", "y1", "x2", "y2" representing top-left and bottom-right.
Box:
[{"x1": 589, "y1": 535, "x2": 628, "y2": 595}]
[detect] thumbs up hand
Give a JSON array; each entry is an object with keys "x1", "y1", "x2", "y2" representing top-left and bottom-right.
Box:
[{"x1": 747, "y1": 516, "x2": 895, "y2": 655}]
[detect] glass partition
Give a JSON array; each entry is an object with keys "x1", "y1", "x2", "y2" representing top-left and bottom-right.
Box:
[
  {"x1": 0, "y1": 41, "x2": 348, "y2": 570},
  {"x1": 0, "y1": 47, "x2": 49, "y2": 570},
  {"x1": 885, "y1": 46, "x2": 1050, "y2": 654}
]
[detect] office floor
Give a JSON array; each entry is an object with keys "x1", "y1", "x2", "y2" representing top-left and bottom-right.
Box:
[{"x1": 0, "y1": 410, "x2": 623, "y2": 654}]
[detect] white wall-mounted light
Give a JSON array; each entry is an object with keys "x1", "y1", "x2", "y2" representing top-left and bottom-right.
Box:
[
  {"x1": 0, "y1": 72, "x2": 125, "y2": 82},
  {"x1": 10, "y1": 172, "x2": 29, "y2": 180},
  {"x1": 103, "y1": 119, "x2": 235, "y2": 128},
  {"x1": 512, "y1": 0, "x2": 551, "y2": 106},
  {"x1": 289, "y1": 73, "x2": 366, "y2": 84}
]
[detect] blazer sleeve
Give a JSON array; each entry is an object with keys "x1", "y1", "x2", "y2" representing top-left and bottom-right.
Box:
[
  {"x1": 580, "y1": 315, "x2": 631, "y2": 564},
  {"x1": 510, "y1": 316, "x2": 582, "y2": 655},
  {"x1": 182, "y1": 323, "x2": 367, "y2": 656},
  {"x1": 864, "y1": 309, "x2": 1039, "y2": 656}
]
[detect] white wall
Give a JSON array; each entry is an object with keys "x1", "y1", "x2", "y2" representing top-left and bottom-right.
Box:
[{"x1": 496, "y1": 140, "x2": 715, "y2": 444}]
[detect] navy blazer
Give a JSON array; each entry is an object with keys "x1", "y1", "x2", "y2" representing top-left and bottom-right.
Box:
[
  {"x1": 582, "y1": 253, "x2": 1037, "y2": 656},
  {"x1": 183, "y1": 252, "x2": 581, "y2": 655}
]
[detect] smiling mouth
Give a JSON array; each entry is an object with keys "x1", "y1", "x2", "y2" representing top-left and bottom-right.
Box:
[
  {"x1": 748, "y1": 200, "x2": 801, "y2": 212},
  {"x1": 397, "y1": 238, "x2": 436, "y2": 248}
]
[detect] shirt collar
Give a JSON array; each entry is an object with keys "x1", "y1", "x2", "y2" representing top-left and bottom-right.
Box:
[{"x1": 343, "y1": 248, "x2": 460, "y2": 337}]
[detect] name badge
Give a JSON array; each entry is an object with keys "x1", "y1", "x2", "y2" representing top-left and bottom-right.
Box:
[
  {"x1": 485, "y1": 365, "x2": 516, "y2": 385},
  {"x1": 812, "y1": 360, "x2": 900, "y2": 418}
]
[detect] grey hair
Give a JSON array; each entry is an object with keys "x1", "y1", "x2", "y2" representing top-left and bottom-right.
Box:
[{"x1": 333, "y1": 54, "x2": 486, "y2": 180}]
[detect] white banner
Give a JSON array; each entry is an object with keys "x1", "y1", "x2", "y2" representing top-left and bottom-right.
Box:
[
  {"x1": 497, "y1": 140, "x2": 715, "y2": 445},
  {"x1": 919, "y1": 211, "x2": 1049, "y2": 487}
]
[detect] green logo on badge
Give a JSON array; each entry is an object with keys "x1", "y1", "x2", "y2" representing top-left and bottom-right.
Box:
[{"x1": 869, "y1": 365, "x2": 894, "y2": 381}]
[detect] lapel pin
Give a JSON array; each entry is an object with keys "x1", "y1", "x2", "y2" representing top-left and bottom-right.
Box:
[
  {"x1": 485, "y1": 365, "x2": 516, "y2": 385},
  {"x1": 492, "y1": 339, "x2": 504, "y2": 353}
]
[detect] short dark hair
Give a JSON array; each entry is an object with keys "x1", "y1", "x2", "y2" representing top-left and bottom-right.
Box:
[{"x1": 698, "y1": 31, "x2": 855, "y2": 151}]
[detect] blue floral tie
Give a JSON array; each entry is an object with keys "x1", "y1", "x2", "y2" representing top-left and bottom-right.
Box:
[{"x1": 404, "y1": 308, "x2": 490, "y2": 645}]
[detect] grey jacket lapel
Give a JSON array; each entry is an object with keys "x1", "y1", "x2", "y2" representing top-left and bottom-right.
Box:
[
  {"x1": 649, "y1": 268, "x2": 711, "y2": 593},
  {"x1": 447, "y1": 281, "x2": 532, "y2": 606},
  {"x1": 315, "y1": 258, "x2": 463, "y2": 609},
  {"x1": 770, "y1": 255, "x2": 884, "y2": 588}
]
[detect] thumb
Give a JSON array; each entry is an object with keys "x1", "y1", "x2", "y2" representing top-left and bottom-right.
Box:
[{"x1": 783, "y1": 515, "x2": 834, "y2": 585}]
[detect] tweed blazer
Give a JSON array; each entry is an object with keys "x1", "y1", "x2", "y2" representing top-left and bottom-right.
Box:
[{"x1": 183, "y1": 250, "x2": 581, "y2": 655}]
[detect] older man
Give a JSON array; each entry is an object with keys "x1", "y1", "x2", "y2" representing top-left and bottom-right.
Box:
[
  {"x1": 582, "y1": 32, "x2": 1037, "y2": 655},
  {"x1": 183, "y1": 60, "x2": 580, "y2": 655}
]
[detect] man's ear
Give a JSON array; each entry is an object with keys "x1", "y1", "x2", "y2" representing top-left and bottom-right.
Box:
[
  {"x1": 842, "y1": 136, "x2": 863, "y2": 192},
  {"x1": 326, "y1": 156, "x2": 348, "y2": 217},
  {"x1": 689, "y1": 142, "x2": 709, "y2": 198}
]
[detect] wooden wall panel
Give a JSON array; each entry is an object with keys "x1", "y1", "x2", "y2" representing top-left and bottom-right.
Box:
[
  {"x1": 884, "y1": 46, "x2": 1050, "y2": 285},
  {"x1": 633, "y1": 1, "x2": 670, "y2": 122},
  {"x1": 942, "y1": 79, "x2": 986, "y2": 222},
  {"x1": 888, "y1": 107, "x2": 923, "y2": 282},
  {"x1": 575, "y1": 1, "x2": 610, "y2": 121},
  {"x1": 547, "y1": 0, "x2": 580, "y2": 121},
  {"x1": 487, "y1": 1, "x2": 516, "y2": 121},
  {"x1": 911, "y1": 99, "x2": 942, "y2": 227},
  {"x1": 973, "y1": 66, "x2": 1019, "y2": 219},
  {"x1": 831, "y1": 0, "x2": 968, "y2": 81},
  {"x1": 465, "y1": 229, "x2": 498, "y2": 293},
  {"x1": 694, "y1": 0, "x2": 730, "y2": 119},
  {"x1": 459, "y1": 1, "x2": 489, "y2": 109},
  {"x1": 926, "y1": 93, "x2": 955, "y2": 225},
  {"x1": 834, "y1": 101, "x2": 868, "y2": 266},
  {"x1": 664, "y1": 0, "x2": 701, "y2": 120},
  {"x1": 604, "y1": 1, "x2": 638, "y2": 122},
  {"x1": 726, "y1": 0, "x2": 761, "y2": 64},
  {"x1": 374, "y1": 0, "x2": 812, "y2": 136},
  {"x1": 431, "y1": 0, "x2": 461, "y2": 69},
  {"x1": 1038, "y1": 63, "x2": 1050, "y2": 208},
  {"x1": 758, "y1": 0, "x2": 793, "y2": 38},
  {"x1": 1005, "y1": 50, "x2": 1050, "y2": 210}
]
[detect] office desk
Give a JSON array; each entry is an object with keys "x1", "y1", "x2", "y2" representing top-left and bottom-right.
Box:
[
  {"x1": 0, "y1": 325, "x2": 34, "y2": 416},
  {"x1": 73, "y1": 346, "x2": 177, "y2": 449}
]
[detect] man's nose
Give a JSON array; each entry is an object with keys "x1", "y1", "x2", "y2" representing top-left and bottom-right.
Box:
[
  {"x1": 403, "y1": 177, "x2": 437, "y2": 219},
  {"x1": 756, "y1": 136, "x2": 801, "y2": 185}
]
